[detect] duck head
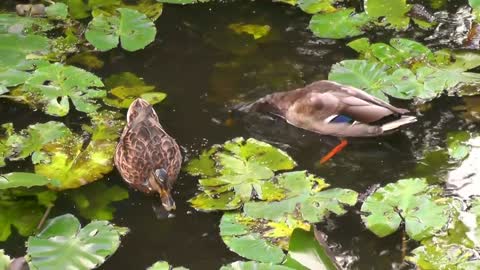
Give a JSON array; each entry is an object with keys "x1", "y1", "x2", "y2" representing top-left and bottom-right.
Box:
[{"x1": 148, "y1": 168, "x2": 176, "y2": 211}]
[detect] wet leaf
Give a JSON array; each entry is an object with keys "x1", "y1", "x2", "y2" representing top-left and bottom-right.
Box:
[
  {"x1": 68, "y1": 182, "x2": 129, "y2": 220},
  {"x1": 309, "y1": 9, "x2": 370, "y2": 39},
  {"x1": 0, "y1": 34, "x2": 49, "y2": 70},
  {"x1": 20, "y1": 63, "x2": 105, "y2": 116},
  {"x1": 0, "y1": 197, "x2": 45, "y2": 241},
  {"x1": 298, "y1": 0, "x2": 336, "y2": 14},
  {"x1": 0, "y1": 250, "x2": 10, "y2": 270},
  {"x1": 35, "y1": 111, "x2": 124, "y2": 190},
  {"x1": 85, "y1": 8, "x2": 156, "y2": 51},
  {"x1": 186, "y1": 138, "x2": 296, "y2": 210},
  {"x1": 26, "y1": 214, "x2": 127, "y2": 270},
  {"x1": 409, "y1": 242, "x2": 480, "y2": 270},
  {"x1": 285, "y1": 228, "x2": 338, "y2": 270},
  {"x1": 361, "y1": 178, "x2": 448, "y2": 240},
  {"x1": 103, "y1": 72, "x2": 166, "y2": 108},
  {"x1": 147, "y1": 261, "x2": 189, "y2": 270},
  {"x1": 0, "y1": 13, "x2": 53, "y2": 35},
  {"x1": 220, "y1": 212, "x2": 309, "y2": 263},
  {"x1": 228, "y1": 23, "x2": 271, "y2": 40},
  {"x1": 364, "y1": 0, "x2": 411, "y2": 30},
  {"x1": 220, "y1": 261, "x2": 294, "y2": 270},
  {"x1": 447, "y1": 131, "x2": 471, "y2": 160},
  {"x1": 189, "y1": 192, "x2": 242, "y2": 211},
  {"x1": 328, "y1": 59, "x2": 389, "y2": 101},
  {"x1": 244, "y1": 171, "x2": 356, "y2": 223},
  {"x1": 0, "y1": 173, "x2": 55, "y2": 190},
  {"x1": 45, "y1": 3, "x2": 69, "y2": 20}
]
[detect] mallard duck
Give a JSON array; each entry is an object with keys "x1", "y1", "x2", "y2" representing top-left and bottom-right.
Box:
[
  {"x1": 244, "y1": 80, "x2": 417, "y2": 163},
  {"x1": 115, "y1": 98, "x2": 182, "y2": 211}
]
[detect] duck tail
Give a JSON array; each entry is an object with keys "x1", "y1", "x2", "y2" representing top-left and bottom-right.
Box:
[{"x1": 381, "y1": 116, "x2": 417, "y2": 132}]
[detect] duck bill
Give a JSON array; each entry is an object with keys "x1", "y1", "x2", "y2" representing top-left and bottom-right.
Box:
[{"x1": 159, "y1": 188, "x2": 176, "y2": 211}]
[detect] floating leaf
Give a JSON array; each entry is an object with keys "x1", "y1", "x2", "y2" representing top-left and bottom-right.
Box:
[
  {"x1": 361, "y1": 178, "x2": 448, "y2": 240},
  {"x1": 147, "y1": 261, "x2": 189, "y2": 270},
  {"x1": 85, "y1": 8, "x2": 156, "y2": 51},
  {"x1": 228, "y1": 23, "x2": 271, "y2": 40},
  {"x1": 447, "y1": 136, "x2": 480, "y2": 199},
  {"x1": 0, "y1": 14, "x2": 53, "y2": 35},
  {"x1": 298, "y1": 0, "x2": 336, "y2": 14},
  {"x1": 220, "y1": 261, "x2": 294, "y2": 270},
  {"x1": 0, "y1": 34, "x2": 49, "y2": 70},
  {"x1": 103, "y1": 72, "x2": 166, "y2": 108},
  {"x1": 408, "y1": 242, "x2": 480, "y2": 270},
  {"x1": 244, "y1": 171, "x2": 356, "y2": 223},
  {"x1": 68, "y1": 182, "x2": 129, "y2": 220},
  {"x1": 156, "y1": 0, "x2": 208, "y2": 4},
  {"x1": 0, "y1": 172, "x2": 55, "y2": 190},
  {"x1": 0, "y1": 250, "x2": 10, "y2": 270},
  {"x1": 45, "y1": 3, "x2": 69, "y2": 20},
  {"x1": 26, "y1": 214, "x2": 127, "y2": 270},
  {"x1": 309, "y1": 9, "x2": 370, "y2": 39},
  {"x1": 447, "y1": 131, "x2": 471, "y2": 160},
  {"x1": 364, "y1": 0, "x2": 411, "y2": 30},
  {"x1": 187, "y1": 138, "x2": 296, "y2": 211},
  {"x1": 328, "y1": 59, "x2": 389, "y2": 101},
  {"x1": 20, "y1": 63, "x2": 105, "y2": 116},
  {"x1": 220, "y1": 212, "x2": 309, "y2": 263},
  {"x1": 35, "y1": 111, "x2": 124, "y2": 190},
  {"x1": 284, "y1": 228, "x2": 338, "y2": 270},
  {"x1": 0, "y1": 196, "x2": 46, "y2": 241}
]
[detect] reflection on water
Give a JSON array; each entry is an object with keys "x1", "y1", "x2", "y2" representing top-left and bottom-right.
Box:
[{"x1": 1, "y1": 1, "x2": 480, "y2": 269}]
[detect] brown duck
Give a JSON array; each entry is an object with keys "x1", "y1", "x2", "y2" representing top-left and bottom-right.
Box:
[
  {"x1": 245, "y1": 80, "x2": 417, "y2": 163},
  {"x1": 115, "y1": 98, "x2": 182, "y2": 211}
]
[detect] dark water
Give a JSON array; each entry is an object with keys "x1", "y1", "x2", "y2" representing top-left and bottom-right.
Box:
[{"x1": 1, "y1": 1, "x2": 480, "y2": 269}]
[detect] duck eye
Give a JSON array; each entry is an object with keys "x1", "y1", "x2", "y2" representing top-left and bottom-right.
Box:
[{"x1": 154, "y1": 169, "x2": 168, "y2": 183}]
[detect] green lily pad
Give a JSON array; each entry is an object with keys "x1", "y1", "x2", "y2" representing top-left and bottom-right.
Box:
[
  {"x1": 228, "y1": 23, "x2": 271, "y2": 40},
  {"x1": 34, "y1": 111, "x2": 124, "y2": 190},
  {"x1": 0, "y1": 250, "x2": 10, "y2": 270},
  {"x1": 361, "y1": 178, "x2": 448, "y2": 241},
  {"x1": 364, "y1": 0, "x2": 411, "y2": 30},
  {"x1": 408, "y1": 242, "x2": 480, "y2": 270},
  {"x1": 68, "y1": 182, "x2": 129, "y2": 220},
  {"x1": 220, "y1": 212, "x2": 309, "y2": 263},
  {"x1": 103, "y1": 72, "x2": 166, "y2": 108},
  {"x1": 147, "y1": 261, "x2": 189, "y2": 270},
  {"x1": 328, "y1": 59, "x2": 389, "y2": 101},
  {"x1": 20, "y1": 63, "x2": 105, "y2": 116},
  {"x1": 244, "y1": 171, "x2": 357, "y2": 223},
  {"x1": 470, "y1": 0, "x2": 480, "y2": 21},
  {"x1": 156, "y1": 0, "x2": 209, "y2": 4},
  {"x1": 0, "y1": 13, "x2": 53, "y2": 35},
  {"x1": 187, "y1": 138, "x2": 296, "y2": 211},
  {"x1": 309, "y1": 9, "x2": 370, "y2": 39},
  {"x1": 0, "y1": 33, "x2": 49, "y2": 70},
  {"x1": 26, "y1": 214, "x2": 127, "y2": 270},
  {"x1": 46, "y1": 3, "x2": 69, "y2": 20},
  {"x1": 0, "y1": 172, "x2": 55, "y2": 190},
  {"x1": 447, "y1": 131, "x2": 471, "y2": 161},
  {"x1": 85, "y1": 8, "x2": 156, "y2": 51},
  {"x1": 284, "y1": 228, "x2": 338, "y2": 270},
  {"x1": 220, "y1": 261, "x2": 294, "y2": 270},
  {"x1": 298, "y1": 0, "x2": 336, "y2": 14}
]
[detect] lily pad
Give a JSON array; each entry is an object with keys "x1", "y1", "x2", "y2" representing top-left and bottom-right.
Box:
[
  {"x1": 244, "y1": 171, "x2": 357, "y2": 223},
  {"x1": 147, "y1": 261, "x2": 189, "y2": 270},
  {"x1": 328, "y1": 59, "x2": 389, "y2": 101},
  {"x1": 0, "y1": 250, "x2": 10, "y2": 270},
  {"x1": 447, "y1": 131, "x2": 471, "y2": 160},
  {"x1": 35, "y1": 111, "x2": 124, "y2": 190},
  {"x1": 21, "y1": 63, "x2": 105, "y2": 116},
  {"x1": 26, "y1": 214, "x2": 127, "y2": 270},
  {"x1": 103, "y1": 72, "x2": 166, "y2": 108},
  {"x1": 361, "y1": 178, "x2": 448, "y2": 241},
  {"x1": 85, "y1": 8, "x2": 156, "y2": 51},
  {"x1": 309, "y1": 9, "x2": 370, "y2": 39},
  {"x1": 220, "y1": 212, "x2": 309, "y2": 263},
  {"x1": 0, "y1": 33, "x2": 49, "y2": 70},
  {"x1": 68, "y1": 182, "x2": 129, "y2": 220},
  {"x1": 409, "y1": 242, "x2": 480, "y2": 270},
  {"x1": 0, "y1": 172, "x2": 55, "y2": 190},
  {"x1": 364, "y1": 0, "x2": 411, "y2": 30},
  {"x1": 45, "y1": 3, "x2": 69, "y2": 20},
  {"x1": 156, "y1": 0, "x2": 209, "y2": 4},
  {"x1": 0, "y1": 13, "x2": 53, "y2": 35},
  {"x1": 187, "y1": 138, "x2": 296, "y2": 211},
  {"x1": 447, "y1": 136, "x2": 480, "y2": 199},
  {"x1": 298, "y1": 0, "x2": 336, "y2": 14},
  {"x1": 220, "y1": 261, "x2": 294, "y2": 270}
]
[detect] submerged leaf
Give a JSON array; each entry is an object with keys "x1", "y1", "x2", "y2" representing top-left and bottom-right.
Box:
[
  {"x1": 85, "y1": 8, "x2": 156, "y2": 51},
  {"x1": 361, "y1": 178, "x2": 448, "y2": 240},
  {"x1": 309, "y1": 9, "x2": 370, "y2": 39},
  {"x1": 228, "y1": 23, "x2": 271, "y2": 40},
  {"x1": 27, "y1": 214, "x2": 127, "y2": 270}
]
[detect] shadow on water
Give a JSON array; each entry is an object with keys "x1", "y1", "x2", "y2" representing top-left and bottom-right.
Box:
[{"x1": 1, "y1": 0, "x2": 480, "y2": 269}]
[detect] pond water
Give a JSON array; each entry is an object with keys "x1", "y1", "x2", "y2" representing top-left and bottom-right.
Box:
[{"x1": 1, "y1": 0, "x2": 480, "y2": 269}]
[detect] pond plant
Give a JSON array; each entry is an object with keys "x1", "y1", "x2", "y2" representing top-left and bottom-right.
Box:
[{"x1": 1, "y1": 0, "x2": 480, "y2": 269}]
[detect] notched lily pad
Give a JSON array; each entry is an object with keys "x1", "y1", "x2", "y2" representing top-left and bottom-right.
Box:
[
  {"x1": 361, "y1": 178, "x2": 448, "y2": 241},
  {"x1": 103, "y1": 72, "x2": 166, "y2": 108},
  {"x1": 244, "y1": 171, "x2": 357, "y2": 223},
  {"x1": 187, "y1": 138, "x2": 296, "y2": 211},
  {"x1": 26, "y1": 214, "x2": 127, "y2": 270},
  {"x1": 85, "y1": 8, "x2": 156, "y2": 51},
  {"x1": 220, "y1": 212, "x2": 310, "y2": 263},
  {"x1": 35, "y1": 111, "x2": 124, "y2": 190}
]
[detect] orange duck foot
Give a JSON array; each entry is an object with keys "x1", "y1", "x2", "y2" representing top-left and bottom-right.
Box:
[{"x1": 319, "y1": 139, "x2": 348, "y2": 164}]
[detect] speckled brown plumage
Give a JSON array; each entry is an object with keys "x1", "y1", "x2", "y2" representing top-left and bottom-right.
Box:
[{"x1": 115, "y1": 98, "x2": 182, "y2": 210}]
